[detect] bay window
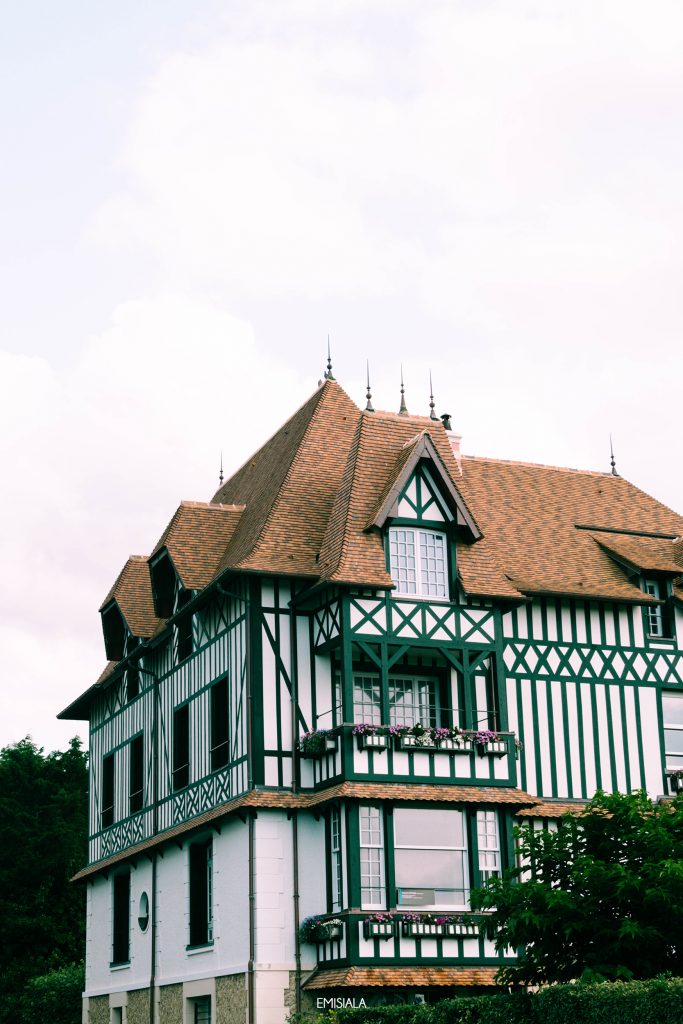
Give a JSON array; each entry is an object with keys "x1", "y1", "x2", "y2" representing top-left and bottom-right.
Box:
[
  {"x1": 663, "y1": 693, "x2": 683, "y2": 771},
  {"x1": 389, "y1": 528, "x2": 448, "y2": 599},
  {"x1": 352, "y1": 671, "x2": 441, "y2": 727}
]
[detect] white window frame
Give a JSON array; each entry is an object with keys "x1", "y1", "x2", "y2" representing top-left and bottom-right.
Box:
[
  {"x1": 476, "y1": 810, "x2": 501, "y2": 882},
  {"x1": 352, "y1": 671, "x2": 441, "y2": 727},
  {"x1": 389, "y1": 527, "x2": 448, "y2": 600},
  {"x1": 330, "y1": 806, "x2": 343, "y2": 912},
  {"x1": 394, "y1": 808, "x2": 470, "y2": 910},
  {"x1": 359, "y1": 806, "x2": 385, "y2": 908},
  {"x1": 644, "y1": 579, "x2": 665, "y2": 637}
]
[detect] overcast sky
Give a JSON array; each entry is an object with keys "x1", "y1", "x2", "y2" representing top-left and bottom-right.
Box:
[{"x1": 2, "y1": 0, "x2": 682, "y2": 752}]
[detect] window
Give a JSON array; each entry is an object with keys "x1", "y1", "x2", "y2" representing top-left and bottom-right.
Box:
[
  {"x1": 663, "y1": 693, "x2": 683, "y2": 771},
  {"x1": 102, "y1": 753, "x2": 115, "y2": 829},
  {"x1": 173, "y1": 704, "x2": 190, "y2": 791},
  {"x1": 191, "y1": 997, "x2": 211, "y2": 1024},
  {"x1": 352, "y1": 671, "x2": 441, "y2": 727},
  {"x1": 210, "y1": 678, "x2": 229, "y2": 772},
  {"x1": 189, "y1": 839, "x2": 213, "y2": 946},
  {"x1": 359, "y1": 806, "x2": 385, "y2": 907},
  {"x1": 389, "y1": 527, "x2": 447, "y2": 598},
  {"x1": 129, "y1": 735, "x2": 144, "y2": 814},
  {"x1": 111, "y1": 1009, "x2": 124, "y2": 1024},
  {"x1": 389, "y1": 675, "x2": 439, "y2": 727},
  {"x1": 394, "y1": 808, "x2": 469, "y2": 908},
  {"x1": 176, "y1": 589, "x2": 194, "y2": 662},
  {"x1": 112, "y1": 870, "x2": 130, "y2": 965},
  {"x1": 126, "y1": 664, "x2": 140, "y2": 702},
  {"x1": 643, "y1": 578, "x2": 670, "y2": 638},
  {"x1": 330, "y1": 807, "x2": 342, "y2": 912},
  {"x1": 353, "y1": 674, "x2": 382, "y2": 724},
  {"x1": 476, "y1": 810, "x2": 501, "y2": 882}
]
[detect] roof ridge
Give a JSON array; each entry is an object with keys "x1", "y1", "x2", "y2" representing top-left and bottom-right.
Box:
[
  {"x1": 462, "y1": 455, "x2": 613, "y2": 476},
  {"x1": 178, "y1": 499, "x2": 246, "y2": 511}
]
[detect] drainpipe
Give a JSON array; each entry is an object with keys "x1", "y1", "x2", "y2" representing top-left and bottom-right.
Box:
[
  {"x1": 289, "y1": 584, "x2": 306, "y2": 1014},
  {"x1": 248, "y1": 810, "x2": 256, "y2": 1024},
  {"x1": 148, "y1": 651, "x2": 159, "y2": 1024}
]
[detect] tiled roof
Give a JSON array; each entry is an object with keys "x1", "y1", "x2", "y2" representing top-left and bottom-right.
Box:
[
  {"x1": 457, "y1": 458, "x2": 683, "y2": 603},
  {"x1": 151, "y1": 501, "x2": 245, "y2": 589},
  {"x1": 72, "y1": 783, "x2": 540, "y2": 879},
  {"x1": 99, "y1": 556, "x2": 161, "y2": 637},
  {"x1": 516, "y1": 801, "x2": 588, "y2": 818},
  {"x1": 213, "y1": 381, "x2": 361, "y2": 577},
  {"x1": 304, "y1": 966, "x2": 499, "y2": 988},
  {"x1": 590, "y1": 531, "x2": 683, "y2": 576}
]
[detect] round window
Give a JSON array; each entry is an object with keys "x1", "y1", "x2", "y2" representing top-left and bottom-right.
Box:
[{"x1": 138, "y1": 891, "x2": 150, "y2": 932}]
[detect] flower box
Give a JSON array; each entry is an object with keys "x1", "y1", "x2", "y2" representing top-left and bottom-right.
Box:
[
  {"x1": 298, "y1": 731, "x2": 338, "y2": 759},
  {"x1": 363, "y1": 919, "x2": 395, "y2": 939},
  {"x1": 448, "y1": 921, "x2": 480, "y2": 936},
  {"x1": 402, "y1": 921, "x2": 444, "y2": 937},
  {"x1": 299, "y1": 916, "x2": 344, "y2": 943},
  {"x1": 399, "y1": 735, "x2": 436, "y2": 751},
  {"x1": 325, "y1": 923, "x2": 344, "y2": 941},
  {"x1": 357, "y1": 733, "x2": 388, "y2": 752},
  {"x1": 438, "y1": 737, "x2": 472, "y2": 752},
  {"x1": 479, "y1": 739, "x2": 507, "y2": 757}
]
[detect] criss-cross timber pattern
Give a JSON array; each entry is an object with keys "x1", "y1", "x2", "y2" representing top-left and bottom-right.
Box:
[
  {"x1": 503, "y1": 640, "x2": 683, "y2": 685},
  {"x1": 162, "y1": 768, "x2": 232, "y2": 830},
  {"x1": 313, "y1": 601, "x2": 342, "y2": 648},
  {"x1": 99, "y1": 809, "x2": 150, "y2": 860},
  {"x1": 348, "y1": 597, "x2": 496, "y2": 645}
]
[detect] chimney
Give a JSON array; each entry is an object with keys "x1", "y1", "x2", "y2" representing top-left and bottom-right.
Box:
[{"x1": 440, "y1": 414, "x2": 462, "y2": 473}]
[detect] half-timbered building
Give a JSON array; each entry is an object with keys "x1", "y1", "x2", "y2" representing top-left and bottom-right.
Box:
[{"x1": 60, "y1": 374, "x2": 683, "y2": 1024}]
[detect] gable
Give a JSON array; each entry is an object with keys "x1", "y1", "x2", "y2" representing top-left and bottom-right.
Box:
[{"x1": 368, "y1": 432, "x2": 481, "y2": 540}]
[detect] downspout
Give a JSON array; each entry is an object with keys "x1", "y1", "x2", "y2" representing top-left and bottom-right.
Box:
[
  {"x1": 289, "y1": 584, "x2": 303, "y2": 1014},
  {"x1": 148, "y1": 651, "x2": 159, "y2": 1024},
  {"x1": 244, "y1": 584, "x2": 256, "y2": 1024}
]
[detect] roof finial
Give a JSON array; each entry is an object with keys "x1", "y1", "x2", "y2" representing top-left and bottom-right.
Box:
[
  {"x1": 219, "y1": 451, "x2": 224, "y2": 486},
  {"x1": 429, "y1": 370, "x2": 438, "y2": 421},
  {"x1": 399, "y1": 364, "x2": 408, "y2": 415},
  {"x1": 610, "y1": 434, "x2": 618, "y2": 476},
  {"x1": 365, "y1": 361, "x2": 375, "y2": 412},
  {"x1": 324, "y1": 335, "x2": 335, "y2": 381}
]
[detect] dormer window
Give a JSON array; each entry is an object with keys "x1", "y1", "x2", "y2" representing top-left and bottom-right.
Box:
[
  {"x1": 643, "y1": 577, "x2": 672, "y2": 638},
  {"x1": 389, "y1": 527, "x2": 447, "y2": 598}
]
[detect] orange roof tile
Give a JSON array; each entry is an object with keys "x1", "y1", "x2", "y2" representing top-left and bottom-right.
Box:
[
  {"x1": 151, "y1": 501, "x2": 245, "y2": 590},
  {"x1": 304, "y1": 966, "x2": 500, "y2": 988},
  {"x1": 99, "y1": 556, "x2": 161, "y2": 637},
  {"x1": 516, "y1": 801, "x2": 588, "y2": 818},
  {"x1": 590, "y1": 531, "x2": 683, "y2": 576},
  {"x1": 458, "y1": 458, "x2": 683, "y2": 603}
]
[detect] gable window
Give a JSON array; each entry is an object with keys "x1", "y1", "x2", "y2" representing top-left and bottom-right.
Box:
[
  {"x1": 129, "y1": 735, "x2": 144, "y2": 814},
  {"x1": 112, "y1": 870, "x2": 131, "y2": 965},
  {"x1": 389, "y1": 527, "x2": 447, "y2": 599},
  {"x1": 102, "y1": 752, "x2": 115, "y2": 829},
  {"x1": 173, "y1": 704, "x2": 190, "y2": 791},
  {"x1": 643, "y1": 579, "x2": 671, "y2": 638},
  {"x1": 189, "y1": 838, "x2": 213, "y2": 947},
  {"x1": 210, "y1": 678, "x2": 229, "y2": 772},
  {"x1": 663, "y1": 693, "x2": 683, "y2": 771},
  {"x1": 394, "y1": 808, "x2": 469, "y2": 909},
  {"x1": 359, "y1": 806, "x2": 385, "y2": 908}
]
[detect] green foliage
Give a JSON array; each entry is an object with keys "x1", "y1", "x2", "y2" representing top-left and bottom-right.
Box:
[
  {"x1": 17, "y1": 963, "x2": 84, "y2": 1024},
  {"x1": 291, "y1": 978, "x2": 683, "y2": 1024},
  {"x1": 471, "y1": 790, "x2": 683, "y2": 985},
  {"x1": 0, "y1": 737, "x2": 88, "y2": 1024}
]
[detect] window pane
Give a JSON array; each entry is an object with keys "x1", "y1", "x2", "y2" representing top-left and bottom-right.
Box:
[
  {"x1": 360, "y1": 807, "x2": 384, "y2": 907},
  {"x1": 664, "y1": 728, "x2": 683, "y2": 754},
  {"x1": 389, "y1": 676, "x2": 438, "y2": 728},
  {"x1": 394, "y1": 808, "x2": 465, "y2": 848},
  {"x1": 389, "y1": 529, "x2": 418, "y2": 594},
  {"x1": 663, "y1": 695, "x2": 683, "y2": 726},
  {"x1": 419, "y1": 531, "x2": 447, "y2": 598},
  {"x1": 353, "y1": 675, "x2": 382, "y2": 724},
  {"x1": 395, "y1": 849, "x2": 466, "y2": 891}
]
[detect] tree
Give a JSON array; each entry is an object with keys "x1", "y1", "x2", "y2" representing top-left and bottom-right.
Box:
[
  {"x1": 471, "y1": 790, "x2": 683, "y2": 985},
  {"x1": 0, "y1": 737, "x2": 88, "y2": 1024}
]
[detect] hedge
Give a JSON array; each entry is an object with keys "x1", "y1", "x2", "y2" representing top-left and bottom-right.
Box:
[{"x1": 289, "y1": 977, "x2": 683, "y2": 1024}]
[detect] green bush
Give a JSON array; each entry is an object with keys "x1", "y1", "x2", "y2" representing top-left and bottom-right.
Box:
[
  {"x1": 18, "y1": 962, "x2": 84, "y2": 1024},
  {"x1": 292, "y1": 978, "x2": 683, "y2": 1024}
]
